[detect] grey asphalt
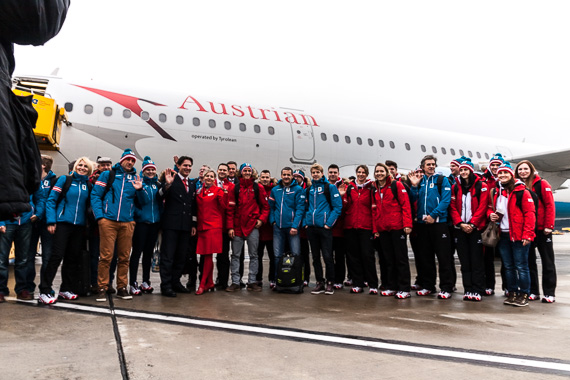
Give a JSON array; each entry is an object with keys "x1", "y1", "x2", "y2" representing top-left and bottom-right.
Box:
[{"x1": 2, "y1": 234, "x2": 570, "y2": 380}]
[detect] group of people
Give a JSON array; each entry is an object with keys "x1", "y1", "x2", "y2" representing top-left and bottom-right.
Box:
[{"x1": 0, "y1": 149, "x2": 557, "y2": 308}]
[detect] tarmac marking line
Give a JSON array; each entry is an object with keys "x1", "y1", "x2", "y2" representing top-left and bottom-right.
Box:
[{"x1": 46, "y1": 301, "x2": 570, "y2": 375}]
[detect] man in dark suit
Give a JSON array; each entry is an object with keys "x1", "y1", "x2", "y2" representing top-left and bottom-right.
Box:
[{"x1": 158, "y1": 156, "x2": 197, "y2": 297}]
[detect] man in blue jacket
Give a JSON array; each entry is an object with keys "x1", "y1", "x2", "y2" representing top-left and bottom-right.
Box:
[
  {"x1": 304, "y1": 163, "x2": 342, "y2": 295},
  {"x1": 268, "y1": 167, "x2": 306, "y2": 286},
  {"x1": 91, "y1": 149, "x2": 146, "y2": 302},
  {"x1": 408, "y1": 155, "x2": 454, "y2": 299}
]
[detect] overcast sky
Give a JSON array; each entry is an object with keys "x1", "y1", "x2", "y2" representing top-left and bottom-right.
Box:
[{"x1": 13, "y1": 0, "x2": 570, "y2": 148}]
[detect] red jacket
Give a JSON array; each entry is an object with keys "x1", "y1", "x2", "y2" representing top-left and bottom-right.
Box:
[
  {"x1": 259, "y1": 183, "x2": 274, "y2": 241},
  {"x1": 343, "y1": 180, "x2": 373, "y2": 230},
  {"x1": 372, "y1": 177, "x2": 413, "y2": 233},
  {"x1": 489, "y1": 181, "x2": 536, "y2": 242},
  {"x1": 532, "y1": 175, "x2": 555, "y2": 231},
  {"x1": 482, "y1": 170, "x2": 498, "y2": 192},
  {"x1": 228, "y1": 178, "x2": 270, "y2": 237},
  {"x1": 196, "y1": 185, "x2": 228, "y2": 232},
  {"x1": 450, "y1": 178, "x2": 489, "y2": 230}
]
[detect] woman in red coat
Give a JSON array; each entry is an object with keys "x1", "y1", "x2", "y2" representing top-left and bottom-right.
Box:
[
  {"x1": 343, "y1": 165, "x2": 377, "y2": 294},
  {"x1": 449, "y1": 159, "x2": 489, "y2": 301},
  {"x1": 196, "y1": 170, "x2": 228, "y2": 295},
  {"x1": 515, "y1": 160, "x2": 557, "y2": 303},
  {"x1": 372, "y1": 163, "x2": 413, "y2": 299},
  {"x1": 489, "y1": 162, "x2": 536, "y2": 307}
]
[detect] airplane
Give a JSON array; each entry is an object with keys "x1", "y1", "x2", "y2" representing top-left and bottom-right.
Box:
[{"x1": 12, "y1": 74, "x2": 570, "y2": 219}]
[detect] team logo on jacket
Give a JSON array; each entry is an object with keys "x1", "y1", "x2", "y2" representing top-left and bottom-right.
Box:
[
  {"x1": 127, "y1": 174, "x2": 132, "y2": 180},
  {"x1": 318, "y1": 187, "x2": 322, "y2": 192},
  {"x1": 43, "y1": 180, "x2": 50, "y2": 187},
  {"x1": 82, "y1": 184, "x2": 87, "y2": 191},
  {"x1": 442, "y1": 234, "x2": 448, "y2": 239},
  {"x1": 477, "y1": 239, "x2": 482, "y2": 244},
  {"x1": 152, "y1": 185, "x2": 156, "y2": 189}
]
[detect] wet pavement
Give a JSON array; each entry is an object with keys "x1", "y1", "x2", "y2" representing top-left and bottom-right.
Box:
[{"x1": 2, "y1": 234, "x2": 570, "y2": 379}]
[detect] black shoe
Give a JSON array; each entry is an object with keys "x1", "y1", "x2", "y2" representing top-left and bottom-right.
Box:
[
  {"x1": 239, "y1": 282, "x2": 246, "y2": 289},
  {"x1": 186, "y1": 281, "x2": 196, "y2": 292},
  {"x1": 161, "y1": 289, "x2": 177, "y2": 297},
  {"x1": 173, "y1": 284, "x2": 190, "y2": 293},
  {"x1": 106, "y1": 286, "x2": 116, "y2": 295}
]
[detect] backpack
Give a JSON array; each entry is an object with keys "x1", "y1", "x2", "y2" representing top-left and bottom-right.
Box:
[{"x1": 515, "y1": 188, "x2": 539, "y2": 217}]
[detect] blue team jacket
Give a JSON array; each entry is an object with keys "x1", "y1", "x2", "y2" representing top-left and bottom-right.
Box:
[
  {"x1": 410, "y1": 174, "x2": 452, "y2": 223},
  {"x1": 33, "y1": 171, "x2": 57, "y2": 221},
  {"x1": 303, "y1": 177, "x2": 342, "y2": 228},
  {"x1": 90, "y1": 164, "x2": 148, "y2": 222},
  {"x1": 45, "y1": 172, "x2": 91, "y2": 226},
  {"x1": 134, "y1": 176, "x2": 161, "y2": 224},
  {"x1": 268, "y1": 180, "x2": 306, "y2": 229}
]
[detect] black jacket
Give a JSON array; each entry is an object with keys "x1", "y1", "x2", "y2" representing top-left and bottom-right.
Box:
[
  {"x1": 0, "y1": 1, "x2": 70, "y2": 220},
  {"x1": 158, "y1": 175, "x2": 197, "y2": 231}
]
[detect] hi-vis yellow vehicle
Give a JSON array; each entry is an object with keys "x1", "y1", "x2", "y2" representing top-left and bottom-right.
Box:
[{"x1": 12, "y1": 77, "x2": 69, "y2": 151}]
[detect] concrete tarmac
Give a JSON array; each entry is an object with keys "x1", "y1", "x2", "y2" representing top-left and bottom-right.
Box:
[{"x1": 2, "y1": 234, "x2": 570, "y2": 380}]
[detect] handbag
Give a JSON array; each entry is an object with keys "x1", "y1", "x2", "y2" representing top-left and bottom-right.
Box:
[{"x1": 482, "y1": 222, "x2": 500, "y2": 247}]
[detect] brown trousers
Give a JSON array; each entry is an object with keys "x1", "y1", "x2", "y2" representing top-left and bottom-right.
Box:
[{"x1": 97, "y1": 218, "x2": 135, "y2": 290}]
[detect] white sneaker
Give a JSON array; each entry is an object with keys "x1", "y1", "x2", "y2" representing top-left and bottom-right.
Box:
[
  {"x1": 333, "y1": 283, "x2": 343, "y2": 289},
  {"x1": 58, "y1": 291, "x2": 78, "y2": 300},
  {"x1": 140, "y1": 281, "x2": 154, "y2": 293},
  {"x1": 411, "y1": 283, "x2": 421, "y2": 290},
  {"x1": 528, "y1": 293, "x2": 540, "y2": 301},
  {"x1": 38, "y1": 293, "x2": 56, "y2": 304},
  {"x1": 130, "y1": 283, "x2": 142, "y2": 296},
  {"x1": 381, "y1": 289, "x2": 396, "y2": 296},
  {"x1": 369, "y1": 288, "x2": 378, "y2": 295},
  {"x1": 471, "y1": 292, "x2": 482, "y2": 301},
  {"x1": 542, "y1": 295, "x2": 555, "y2": 303},
  {"x1": 485, "y1": 288, "x2": 495, "y2": 296},
  {"x1": 416, "y1": 288, "x2": 432, "y2": 296},
  {"x1": 395, "y1": 291, "x2": 411, "y2": 299},
  {"x1": 437, "y1": 291, "x2": 452, "y2": 299}
]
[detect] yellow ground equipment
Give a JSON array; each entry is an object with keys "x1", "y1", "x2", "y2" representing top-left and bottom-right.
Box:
[{"x1": 12, "y1": 81, "x2": 67, "y2": 151}]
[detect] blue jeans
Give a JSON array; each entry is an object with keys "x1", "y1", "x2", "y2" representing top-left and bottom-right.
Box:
[
  {"x1": 497, "y1": 232, "x2": 530, "y2": 294},
  {"x1": 0, "y1": 223, "x2": 32, "y2": 295},
  {"x1": 273, "y1": 226, "x2": 301, "y2": 279}
]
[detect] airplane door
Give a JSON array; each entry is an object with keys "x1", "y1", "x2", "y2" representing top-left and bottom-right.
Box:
[{"x1": 290, "y1": 123, "x2": 316, "y2": 164}]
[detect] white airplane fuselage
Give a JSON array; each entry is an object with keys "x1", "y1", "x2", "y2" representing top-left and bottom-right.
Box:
[{"x1": 31, "y1": 76, "x2": 570, "y2": 219}]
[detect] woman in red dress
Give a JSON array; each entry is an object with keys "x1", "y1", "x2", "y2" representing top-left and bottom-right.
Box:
[{"x1": 196, "y1": 170, "x2": 228, "y2": 295}]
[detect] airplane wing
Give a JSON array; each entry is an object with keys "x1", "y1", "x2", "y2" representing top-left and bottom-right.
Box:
[{"x1": 510, "y1": 148, "x2": 570, "y2": 189}]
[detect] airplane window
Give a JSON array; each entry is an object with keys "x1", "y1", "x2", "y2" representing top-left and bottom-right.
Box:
[
  {"x1": 193, "y1": 117, "x2": 200, "y2": 126},
  {"x1": 141, "y1": 111, "x2": 149, "y2": 121},
  {"x1": 268, "y1": 126, "x2": 275, "y2": 135},
  {"x1": 441, "y1": 147, "x2": 447, "y2": 154},
  {"x1": 476, "y1": 152, "x2": 482, "y2": 159},
  {"x1": 123, "y1": 109, "x2": 131, "y2": 118},
  {"x1": 389, "y1": 141, "x2": 395, "y2": 149},
  {"x1": 254, "y1": 124, "x2": 261, "y2": 133},
  {"x1": 209, "y1": 119, "x2": 216, "y2": 128},
  {"x1": 421, "y1": 145, "x2": 426, "y2": 153},
  {"x1": 321, "y1": 133, "x2": 327, "y2": 141},
  {"x1": 84, "y1": 105, "x2": 93, "y2": 114},
  {"x1": 405, "y1": 143, "x2": 411, "y2": 151},
  {"x1": 158, "y1": 113, "x2": 166, "y2": 123},
  {"x1": 239, "y1": 123, "x2": 246, "y2": 132},
  {"x1": 379, "y1": 140, "x2": 385, "y2": 147},
  {"x1": 356, "y1": 137, "x2": 362, "y2": 145},
  {"x1": 431, "y1": 146, "x2": 437, "y2": 153},
  {"x1": 104, "y1": 107, "x2": 112, "y2": 116},
  {"x1": 450, "y1": 148, "x2": 456, "y2": 155},
  {"x1": 224, "y1": 121, "x2": 231, "y2": 130},
  {"x1": 64, "y1": 102, "x2": 73, "y2": 112},
  {"x1": 468, "y1": 150, "x2": 473, "y2": 157},
  {"x1": 485, "y1": 152, "x2": 490, "y2": 159},
  {"x1": 176, "y1": 115, "x2": 184, "y2": 125},
  {"x1": 333, "y1": 134, "x2": 339, "y2": 142},
  {"x1": 345, "y1": 136, "x2": 351, "y2": 144},
  {"x1": 459, "y1": 149, "x2": 464, "y2": 156},
  {"x1": 368, "y1": 138, "x2": 373, "y2": 146}
]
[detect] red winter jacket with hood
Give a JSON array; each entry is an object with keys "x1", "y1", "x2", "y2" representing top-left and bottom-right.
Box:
[
  {"x1": 228, "y1": 178, "x2": 270, "y2": 237},
  {"x1": 450, "y1": 176, "x2": 489, "y2": 230},
  {"x1": 372, "y1": 177, "x2": 413, "y2": 233},
  {"x1": 342, "y1": 180, "x2": 374, "y2": 230},
  {"x1": 488, "y1": 181, "x2": 536, "y2": 242},
  {"x1": 531, "y1": 175, "x2": 555, "y2": 231}
]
